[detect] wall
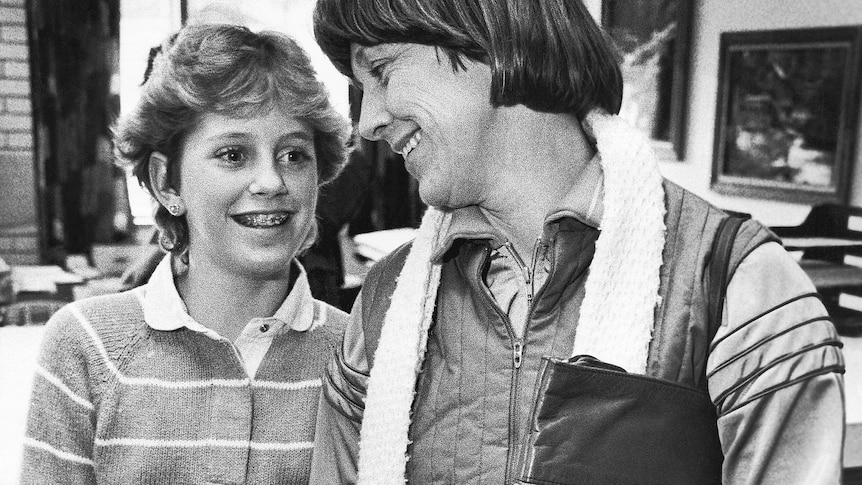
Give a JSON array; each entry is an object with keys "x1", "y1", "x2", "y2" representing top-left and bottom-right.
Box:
[
  {"x1": 0, "y1": 0, "x2": 38, "y2": 264},
  {"x1": 661, "y1": 0, "x2": 862, "y2": 227}
]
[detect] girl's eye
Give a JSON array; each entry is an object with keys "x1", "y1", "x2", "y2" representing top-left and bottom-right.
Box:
[
  {"x1": 278, "y1": 149, "x2": 313, "y2": 166},
  {"x1": 215, "y1": 147, "x2": 246, "y2": 165}
]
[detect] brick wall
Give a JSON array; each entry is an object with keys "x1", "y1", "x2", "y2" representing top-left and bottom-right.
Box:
[{"x1": 0, "y1": 0, "x2": 39, "y2": 265}]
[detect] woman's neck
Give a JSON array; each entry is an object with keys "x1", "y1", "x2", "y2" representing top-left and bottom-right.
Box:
[
  {"x1": 175, "y1": 256, "x2": 292, "y2": 342},
  {"x1": 480, "y1": 109, "x2": 596, "y2": 258}
]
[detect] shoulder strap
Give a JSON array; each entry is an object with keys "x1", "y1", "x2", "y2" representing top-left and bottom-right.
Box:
[
  {"x1": 361, "y1": 242, "x2": 412, "y2": 367},
  {"x1": 706, "y1": 215, "x2": 748, "y2": 342}
]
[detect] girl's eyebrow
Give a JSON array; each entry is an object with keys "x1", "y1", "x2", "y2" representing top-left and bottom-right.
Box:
[
  {"x1": 204, "y1": 132, "x2": 249, "y2": 142},
  {"x1": 277, "y1": 131, "x2": 314, "y2": 144},
  {"x1": 203, "y1": 130, "x2": 312, "y2": 144}
]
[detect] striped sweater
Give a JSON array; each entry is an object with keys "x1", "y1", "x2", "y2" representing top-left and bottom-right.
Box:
[{"x1": 20, "y1": 258, "x2": 348, "y2": 484}]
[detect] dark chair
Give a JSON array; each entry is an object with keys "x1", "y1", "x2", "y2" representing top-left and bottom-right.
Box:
[
  {"x1": 0, "y1": 298, "x2": 66, "y2": 327},
  {"x1": 771, "y1": 203, "x2": 862, "y2": 336}
]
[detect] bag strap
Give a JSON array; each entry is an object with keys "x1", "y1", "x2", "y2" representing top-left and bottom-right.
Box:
[{"x1": 706, "y1": 215, "x2": 748, "y2": 342}]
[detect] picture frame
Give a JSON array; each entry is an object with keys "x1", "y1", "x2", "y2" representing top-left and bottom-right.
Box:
[
  {"x1": 711, "y1": 27, "x2": 862, "y2": 205},
  {"x1": 602, "y1": 0, "x2": 693, "y2": 160}
]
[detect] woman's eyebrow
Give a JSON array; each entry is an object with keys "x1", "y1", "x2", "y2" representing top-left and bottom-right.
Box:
[
  {"x1": 353, "y1": 45, "x2": 397, "y2": 72},
  {"x1": 352, "y1": 45, "x2": 373, "y2": 68}
]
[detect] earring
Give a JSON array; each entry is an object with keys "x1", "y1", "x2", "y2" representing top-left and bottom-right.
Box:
[
  {"x1": 160, "y1": 233, "x2": 176, "y2": 250},
  {"x1": 168, "y1": 204, "x2": 181, "y2": 216}
]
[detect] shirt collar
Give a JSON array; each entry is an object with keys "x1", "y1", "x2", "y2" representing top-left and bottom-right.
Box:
[
  {"x1": 430, "y1": 153, "x2": 603, "y2": 262},
  {"x1": 272, "y1": 260, "x2": 316, "y2": 332},
  {"x1": 141, "y1": 255, "x2": 316, "y2": 337},
  {"x1": 546, "y1": 152, "x2": 604, "y2": 228}
]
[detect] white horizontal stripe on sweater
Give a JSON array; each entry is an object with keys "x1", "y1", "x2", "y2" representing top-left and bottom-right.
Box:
[
  {"x1": 69, "y1": 305, "x2": 320, "y2": 391},
  {"x1": 36, "y1": 365, "x2": 94, "y2": 410},
  {"x1": 253, "y1": 378, "x2": 321, "y2": 390},
  {"x1": 23, "y1": 437, "x2": 94, "y2": 466},
  {"x1": 95, "y1": 438, "x2": 314, "y2": 451},
  {"x1": 251, "y1": 441, "x2": 314, "y2": 451}
]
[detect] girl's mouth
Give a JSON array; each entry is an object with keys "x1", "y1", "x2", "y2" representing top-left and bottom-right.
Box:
[{"x1": 232, "y1": 212, "x2": 291, "y2": 228}]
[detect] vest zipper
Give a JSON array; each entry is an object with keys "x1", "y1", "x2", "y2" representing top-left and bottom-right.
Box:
[
  {"x1": 499, "y1": 238, "x2": 546, "y2": 484},
  {"x1": 476, "y1": 245, "x2": 524, "y2": 484},
  {"x1": 502, "y1": 238, "x2": 544, "y2": 316},
  {"x1": 480, "y1": 239, "x2": 553, "y2": 484}
]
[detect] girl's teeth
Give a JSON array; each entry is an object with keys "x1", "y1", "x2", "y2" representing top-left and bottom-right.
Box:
[{"x1": 235, "y1": 213, "x2": 289, "y2": 227}]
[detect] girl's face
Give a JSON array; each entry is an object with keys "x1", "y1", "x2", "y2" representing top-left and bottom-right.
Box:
[{"x1": 174, "y1": 109, "x2": 318, "y2": 280}]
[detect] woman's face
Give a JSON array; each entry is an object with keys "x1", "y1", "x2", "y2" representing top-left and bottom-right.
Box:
[
  {"x1": 176, "y1": 109, "x2": 318, "y2": 280},
  {"x1": 351, "y1": 42, "x2": 498, "y2": 209}
]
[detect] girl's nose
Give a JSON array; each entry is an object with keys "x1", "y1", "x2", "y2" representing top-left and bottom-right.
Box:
[{"x1": 248, "y1": 161, "x2": 288, "y2": 196}]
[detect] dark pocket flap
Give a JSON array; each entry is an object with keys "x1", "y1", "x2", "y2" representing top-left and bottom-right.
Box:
[{"x1": 519, "y1": 356, "x2": 723, "y2": 485}]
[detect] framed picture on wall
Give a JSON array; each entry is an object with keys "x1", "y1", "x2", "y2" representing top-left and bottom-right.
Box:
[
  {"x1": 602, "y1": 0, "x2": 693, "y2": 160},
  {"x1": 711, "y1": 27, "x2": 862, "y2": 205}
]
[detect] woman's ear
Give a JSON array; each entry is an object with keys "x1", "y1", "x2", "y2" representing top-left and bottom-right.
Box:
[{"x1": 149, "y1": 151, "x2": 185, "y2": 215}]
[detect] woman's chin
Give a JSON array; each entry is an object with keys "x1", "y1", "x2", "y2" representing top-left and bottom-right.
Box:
[{"x1": 418, "y1": 185, "x2": 449, "y2": 208}]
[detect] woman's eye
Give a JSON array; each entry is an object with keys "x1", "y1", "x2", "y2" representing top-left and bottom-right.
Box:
[
  {"x1": 215, "y1": 147, "x2": 246, "y2": 165},
  {"x1": 369, "y1": 63, "x2": 390, "y2": 87},
  {"x1": 369, "y1": 64, "x2": 384, "y2": 79}
]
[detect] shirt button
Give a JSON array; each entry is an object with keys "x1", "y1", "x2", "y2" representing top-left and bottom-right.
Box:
[{"x1": 259, "y1": 323, "x2": 269, "y2": 333}]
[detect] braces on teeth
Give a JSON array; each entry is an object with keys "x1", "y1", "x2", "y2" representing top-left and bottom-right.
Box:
[{"x1": 238, "y1": 213, "x2": 289, "y2": 226}]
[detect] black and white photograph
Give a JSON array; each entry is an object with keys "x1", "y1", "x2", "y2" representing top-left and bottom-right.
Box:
[{"x1": 0, "y1": 0, "x2": 860, "y2": 484}]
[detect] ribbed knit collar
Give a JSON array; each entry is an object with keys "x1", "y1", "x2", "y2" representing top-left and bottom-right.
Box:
[{"x1": 141, "y1": 255, "x2": 316, "y2": 339}]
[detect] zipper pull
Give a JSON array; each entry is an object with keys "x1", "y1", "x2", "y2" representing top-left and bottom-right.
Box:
[{"x1": 513, "y1": 340, "x2": 524, "y2": 369}]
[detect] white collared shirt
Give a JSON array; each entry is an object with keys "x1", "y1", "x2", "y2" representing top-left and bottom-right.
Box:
[{"x1": 139, "y1": 255, "x2": 317, "y2": 377}]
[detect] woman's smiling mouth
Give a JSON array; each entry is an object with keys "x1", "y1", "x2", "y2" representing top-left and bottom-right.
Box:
[
  {"x1": 232, "y1": 212, "x2": 291, "y2": 228},
  {"x1": 399, "y1": 131, "x2": 422, "y2": 158}
]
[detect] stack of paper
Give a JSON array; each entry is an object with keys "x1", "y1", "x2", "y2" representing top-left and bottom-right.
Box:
[
  {"x1": 353, "y1": 228, "x2": 417, "y2": 262},
  {"x1": 11, "y1": 266, "x2": 84, "y2": 294}
]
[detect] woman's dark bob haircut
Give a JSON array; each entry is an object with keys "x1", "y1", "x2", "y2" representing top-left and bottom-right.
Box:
[
  {"x1": 113, "y1": 24, "x2": 352, "y2": 255},
  {"x1": 313, "y1": 0, "x2": 623, "y2": 117}
]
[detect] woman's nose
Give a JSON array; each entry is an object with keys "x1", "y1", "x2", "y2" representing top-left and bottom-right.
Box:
[
  {"x1": 357, "y1": 90, "x2": 392, "y2": 141},
  {"x1": 248, "y1": 161, "x2": 288, "y2": 196}
]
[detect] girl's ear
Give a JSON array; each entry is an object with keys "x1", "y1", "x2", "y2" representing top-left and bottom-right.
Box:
[{"x1": 148, "y1": 151, "x2": 184, "y2": 213}]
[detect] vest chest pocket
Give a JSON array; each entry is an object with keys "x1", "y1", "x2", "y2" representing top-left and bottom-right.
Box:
[{"x1": 517, "y1": 355, "x2": 723, "y2": 485}]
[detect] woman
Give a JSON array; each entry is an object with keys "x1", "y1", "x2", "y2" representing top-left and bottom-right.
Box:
[
  {"x1": 21, "y1": 24, "x2": 352, "y2": 484},
  {"x1": 310, "y1": 1, "x2": 845, "y2": 484}
]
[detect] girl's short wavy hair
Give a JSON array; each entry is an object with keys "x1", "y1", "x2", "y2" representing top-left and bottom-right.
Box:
[
  {"x1": 113, "y1": 23, "x2": 352, "y2": 255},
  {"x1": 313, "y1": 0, "x2": 623, "y2": 118}
]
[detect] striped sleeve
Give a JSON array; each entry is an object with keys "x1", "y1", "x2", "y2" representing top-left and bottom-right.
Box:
[
  {"x1": 20, "y1": 305, "x2": 97, "y2": 485},
  {"x1": 309, "y1": 293, "x2": 367, "y2": 485},
  {"x1": 707, "y1": 241, "x2": 845, "y2": 485}
]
